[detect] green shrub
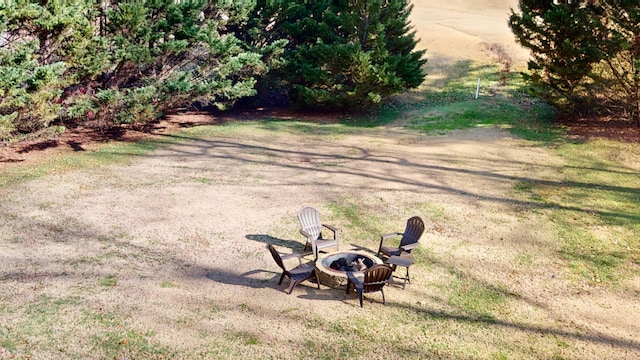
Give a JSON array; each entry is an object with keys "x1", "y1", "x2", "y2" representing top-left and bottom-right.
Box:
[
  {"x1": 0, "y1": 1, "x2": 267, "y2": 140},
  {"x1": 510, "y1": 0, "x2": 640, "y2": 126},
  {"x1": 243, "y1": 0, "x2": 426, "y2": 111},
  {"x1": 0, "y1": 41, "x2": 65, "y2": 142}
]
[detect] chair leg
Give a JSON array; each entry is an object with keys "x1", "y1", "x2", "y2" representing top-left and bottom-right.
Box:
[
  {"x1": 381, "y1": 289, "x2": 386, "y2": 305},
  {"x1": 399, "y1": 266, "x2": 410, "y2": 289},
  {"x1": 314, "y1": 269, "x2": 320, "y2": 290},
  {"x1": 278, "y1": 273, "x2": 286, "y2": 285},
  {"x1": 358, "y1": 291, "x2": 363, "y2": 308},
  {"x1": 285, "y1": 279, "x2": 298, "y2": 294}
]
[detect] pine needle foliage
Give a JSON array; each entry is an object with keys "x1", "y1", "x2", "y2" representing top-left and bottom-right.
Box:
[
  {"x1": 243, "y1": 0, "x2": 427, "y2": 110},
  {"x1": 510, "y1": 0, "x2": 640, "y2": 126},
  {"x1": 0, "y1": 0, "x2": 265, "y2": 141}
]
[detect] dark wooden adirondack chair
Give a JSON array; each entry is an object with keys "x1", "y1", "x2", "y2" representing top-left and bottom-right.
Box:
[
  {"x1": 297, "y1": 206, "x2": 339, "y2": 259},
  {"x1": 345, "y1": 264, "x2": 394, "y2": 307},
  {"x1": 377, "y1": 216, "x2": 425, "y2": 258},
  {"x1": 268, "y1": 244, "x2": 320, "y2": 294}
]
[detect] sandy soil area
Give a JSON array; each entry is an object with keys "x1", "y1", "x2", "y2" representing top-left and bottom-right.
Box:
[{"x1": 411, "y1": 0, "x2": 530, "y2": 66}]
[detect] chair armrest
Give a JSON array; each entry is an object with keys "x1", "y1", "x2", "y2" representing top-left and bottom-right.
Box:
[
  {"x1": 400, "y1": 242, "x2": 419, "y2": 252},
  {"x1": 300, "y1": 229, "x2": 312, "y2": 239},
  {"x1": 378, "y1": 232, "x2": 402, "y2": 252},
  {"x1": 345, "y1": 271, "x2": 363, "y2": 292},
  {"x1": 381, "y1": 232, "x2": 403, "y2": 241},
  {"x1": 322, "y1": 224, "x2": 338, "y2": 240},
  {"x1": 289, "y1": 264, "x2": 314, "y2": 275},
  {"x1": 279, "y1": 252, "x2": 303, "y2": 265},
  {"x1": 346, "y1": 271, "x2": 361, "y2": 284}
]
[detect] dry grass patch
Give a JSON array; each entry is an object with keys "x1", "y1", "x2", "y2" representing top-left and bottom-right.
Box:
[{"x1": 1, "y1": 120, "x2": 639, "y2": 359}]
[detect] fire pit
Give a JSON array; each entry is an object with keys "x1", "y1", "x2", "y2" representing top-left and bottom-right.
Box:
[{"x1": 316, "y1": 250, "x2": 383, "y2": 288}]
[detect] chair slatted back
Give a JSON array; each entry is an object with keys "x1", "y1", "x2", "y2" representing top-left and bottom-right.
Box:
[
  {"x1": 362, "y1": 264, "x2": 393, "y2": 293},
  {"x1": 399, "y1": 216, "x2": 425, "y2": 248},
  {"x1": 268, "y1": 244, "x2": 286, "y2": 271},
  {"x1": 297, "y1": 206, "x2": 323, "y2": 240}
]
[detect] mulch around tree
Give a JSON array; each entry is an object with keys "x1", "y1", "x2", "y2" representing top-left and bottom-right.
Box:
[
  {"x1": 0, "y1": 108, "x2": 344, "y2": 168},
  {"x1": 559, "y1": 115, "x2": 640, "y2": 143}
]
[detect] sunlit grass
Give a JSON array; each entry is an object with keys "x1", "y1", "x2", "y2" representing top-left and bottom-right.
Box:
[
  {"x1": 0, "y1": 139, "x2": 166, "y2": 188},
  {"x1": 510, "y1": 137, "x2": 640, "y2": 285},
  {"x1": 548, "y1": 140, "x2": 640, "y2": 285},
  {"x1": 446, "y1": 269, "x2": 509, "y2": 322},
  {"x1": 393, "y1": 62, "x2": 563, "y2": 142}
]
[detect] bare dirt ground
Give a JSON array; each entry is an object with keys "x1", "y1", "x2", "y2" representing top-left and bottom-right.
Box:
[{"x1": 1, "y1": 1, "x2": 639, "y2": 359}]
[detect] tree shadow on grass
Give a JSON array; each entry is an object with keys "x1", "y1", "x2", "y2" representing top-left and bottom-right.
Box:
[
  {"x1": 395, "y1": 302, "x2": 640, "y2": 353},
  {"x1": 245, "y1": 234, "x2": 305, "y2": 252},
  {"x1": 3, "y1": 212, "x2": 639, "y2": 356}
]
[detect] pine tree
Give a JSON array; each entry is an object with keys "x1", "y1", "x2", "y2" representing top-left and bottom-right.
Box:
[
  {"x1": 1, "y1": 0, "x2": 267, "y2": 141},
  {"x1": 509, "y1": 0, "x2": 605, "y2": 111},
  {"x1": 378, "y1": 0, "x2": 426, "y2": 89},
  {"x1": 92, "y1": 0, "x2": 267, "y2": 123},
  {"x1": 0, "y1": 2, "x2": 98, "y2": 140},
  {"x1": 510, "y1": 0, "x2": 640, "y2": 126},
  {"x1": 244, "y1": 0, "x2": 427, "y2": 110}
]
